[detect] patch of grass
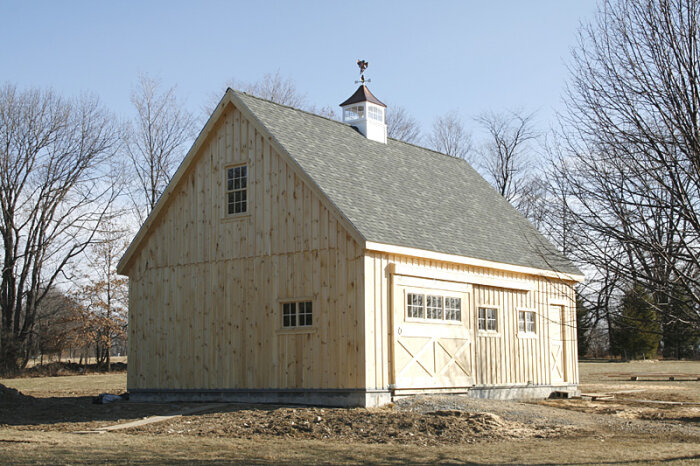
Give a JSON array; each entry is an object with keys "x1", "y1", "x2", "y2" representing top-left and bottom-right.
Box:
[
  {"x1": 0, "y1": 373, "x2": 126, "y2": 398},
  {"x1": 0, "y1": 430, "x2": 699, "y2": 464}
]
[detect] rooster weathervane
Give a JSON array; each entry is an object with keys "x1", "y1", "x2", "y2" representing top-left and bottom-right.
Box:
[{"x1": 356, "y1": 59, "x2": 370, "y2": 84}]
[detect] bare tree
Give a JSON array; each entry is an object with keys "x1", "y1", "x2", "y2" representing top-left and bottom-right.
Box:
[
  {"x1": 386, "y1": 104, "x2": 422, "y2": 144},
  {"x1": 306, "y1": 104, "x2": 338, "y2": 120},
  {"x1": 125, "y1": 74, "x2": 196, "y2": 223},
  {"x1": 0, "y1": 84, "x2": 119, "y2": 373},
  {"x1": 75, "y1": 215, "x2": 129, "y2": 370},
  {"x1": 475, "y1": 110, "x2": 538, "y2": 205},
  {"x1": 206, "y1": 71, "x2": 309, "y2": 115},
  {"x1": 556, "y1": 0, "x2": 700, "y2": 329},
  {"x1": 427, "y1": 110, "x2": 473, "y2": 160},
  {"x1": 239, "y1": 71, "x2": 307, "y2": 107}
]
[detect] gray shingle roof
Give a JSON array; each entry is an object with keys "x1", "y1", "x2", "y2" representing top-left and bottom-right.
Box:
[{"x1": 236, "y1": 91, "x2": 580, "y2": 276}]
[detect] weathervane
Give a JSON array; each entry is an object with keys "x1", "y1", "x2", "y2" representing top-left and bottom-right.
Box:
[{"x1": 356, "y1": 59, "x2": 371, "y2": 84}]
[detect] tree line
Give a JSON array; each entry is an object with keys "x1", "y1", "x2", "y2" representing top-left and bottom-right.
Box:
[{"x1": 2, "y1": 0, "x2": 700, "y2": 374}]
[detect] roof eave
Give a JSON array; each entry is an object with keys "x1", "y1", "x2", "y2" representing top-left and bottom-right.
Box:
[{"x1": 365, "y1": 241, "x2": 585, "y2": 282}]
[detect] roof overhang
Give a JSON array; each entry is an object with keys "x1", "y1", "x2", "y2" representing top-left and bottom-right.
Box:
[{"x1": 365, "y1": 241, "x2": 586, "y2": 283}]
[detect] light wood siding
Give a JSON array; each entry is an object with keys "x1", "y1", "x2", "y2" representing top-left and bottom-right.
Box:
[
  {"x1": 363, "y1": 251, "x2": 578, "y2": 390},
  {"x1": 125, "y1": 103, "x2": 365, "y2": 391}
]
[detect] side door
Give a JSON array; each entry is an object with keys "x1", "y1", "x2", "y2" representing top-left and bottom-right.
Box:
[{"x1": 548, "y1": 304, "x2": 566, "y2": 384}]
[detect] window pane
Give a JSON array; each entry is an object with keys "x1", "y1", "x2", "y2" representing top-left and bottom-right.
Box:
[
  {"x1": 488, "y1": 310, "x2": 497, "y2": 331},
  {"x1": 426, "y1": 295, "x2": 443, "y2": 319},
  {"x1": 298, "y1": 301, "x2": 312, "y2": 327},
  {"x1": 518, "y1": 312, "x2": 525, "y2": 332},
  {"x1": 445, "y1": 297, "x2": 461, "y2": 321},
  {"x1": 407, "y1": 293, "x2": 424, "y2": 318},
  {"x1": 283, "y1": 303, "x2": 295, "y2": 328}
]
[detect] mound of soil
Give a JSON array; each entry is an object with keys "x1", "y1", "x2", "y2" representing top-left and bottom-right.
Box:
[
  {"x1": 0, "y1": 383, "x2": 32, "y2": 402},
  {"x1": 16, "y1": 361, "x2": 127, "y2": 378},
  {"x1": 129, "y1": 405, "x2": 569, "y2": 445}
]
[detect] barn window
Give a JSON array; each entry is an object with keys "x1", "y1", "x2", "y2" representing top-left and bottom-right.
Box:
[
  {"x1": 226, "y1": 165, "x2": 247, "y2": 215},
  {"x1": 407, "y1": 292, "x2": 461, "y2": 322},
  {"x1": 518, "y1": 310, "x2": 536, "y2": 334},
  {"x1": 282, "y1": 301, "x2": 312, "y2": 328},
  {"x1": 478, "y1": 307, "x2": 498, "y2": 332}
]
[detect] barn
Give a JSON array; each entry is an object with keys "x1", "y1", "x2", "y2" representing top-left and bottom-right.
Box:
[{"x1": 116, "y1": 82, "x2": 584, "y2": 407}]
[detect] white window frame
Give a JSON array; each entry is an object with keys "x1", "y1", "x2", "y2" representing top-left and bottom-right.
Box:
[
  {"x1": 280, "y1": 299, "x2": 314, "y2": 329},
  {"x1": 405, "y1": 289, "x2": 463, "y2": 324},
  {"x1": 477, "y1": 306, "x2": 499, "y2": 334},
  {"x1": 518, "y1": 309, "x2": 537, "y2": 337},
  {"x1": 367, "y1": 104, "x2": 384, "y2": 123},
  {"x1": 343, "y1": 105, "x2": 365, "y2": 121},
  {"x1": 224, "y1": 164, "x2": 248, "y2": 217}
]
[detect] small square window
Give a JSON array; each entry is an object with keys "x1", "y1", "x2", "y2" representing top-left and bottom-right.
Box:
[
  {"x1": 282, "y1": 301, "x2": 312, "y2": 328},
  {"x1": 518, "y1": 311, "x2": 536, "y2": 334},
  {"x1": 478, "y1": 307, "x2": 498, "y2": 332}
]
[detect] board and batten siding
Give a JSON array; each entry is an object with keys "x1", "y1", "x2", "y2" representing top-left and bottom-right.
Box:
[
  {"x1": 363, "y1": 251, "x2": 578, "y2": 391},
  {"x1": 124, "y1": 102, "x2": 365, "y2": 391}
]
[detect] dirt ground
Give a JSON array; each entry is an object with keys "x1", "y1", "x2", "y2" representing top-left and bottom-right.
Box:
[{"x1": 1, "y1": 360, "x2": 700, "y2": 464}]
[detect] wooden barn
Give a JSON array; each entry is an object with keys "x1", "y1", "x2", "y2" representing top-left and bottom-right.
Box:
[{"x1": 117, "y1": 82, "x2": 584, "y2": 407}]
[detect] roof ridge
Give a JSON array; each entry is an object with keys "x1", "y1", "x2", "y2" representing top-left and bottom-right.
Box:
[{"x1": 231, "y1": 88, "x2": 474, "y2": 166}]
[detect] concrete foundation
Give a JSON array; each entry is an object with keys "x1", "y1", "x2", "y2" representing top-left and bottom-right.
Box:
[
  {"x1": 129, "y1": 384, "x2": 577, "y2": 407},
  {"x1": 128, "y1": 388, "x2": 392, "y2": 408},
  {"x1": 391, "y1": 384, "x2": 579, "y2": 401},
  {"x1": 465, "y1": 384, "x2": 580, "y2": 400}
]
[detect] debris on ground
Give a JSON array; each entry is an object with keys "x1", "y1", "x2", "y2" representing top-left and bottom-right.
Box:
[
  {"x1": 92, "y1": 393, "x2": 129, "y2": 404},
  {"x1": 127, "y1": 404, "x2": 572, "y2": 445}
]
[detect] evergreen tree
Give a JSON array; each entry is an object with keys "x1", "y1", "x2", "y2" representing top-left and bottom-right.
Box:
[
  {"x1": 576, "y1": 296, "x2": 591, "y2": 358},
  {"x1": 611, "y1": 286, "x2": 661, "y2": 359},
  {"x1": 661, "y1": 286, "x2": 700, "y2": 359}
]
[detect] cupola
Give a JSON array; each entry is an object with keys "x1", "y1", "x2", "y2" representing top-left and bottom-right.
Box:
[{"x1": 339, "y1": 60, "x2": 387, "y2": 144}]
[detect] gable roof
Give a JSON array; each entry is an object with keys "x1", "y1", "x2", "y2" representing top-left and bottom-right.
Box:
[
  {"x1": 118, "y1": 89, "x2": 581, "y2": 279},
  {"x1": 235, "y1": 91, "x2": 581, "y2": 277}
]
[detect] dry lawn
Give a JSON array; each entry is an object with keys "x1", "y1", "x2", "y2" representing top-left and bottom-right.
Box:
[{"x1": 1, "y1": 360, "x2": 699, "y2": 464}]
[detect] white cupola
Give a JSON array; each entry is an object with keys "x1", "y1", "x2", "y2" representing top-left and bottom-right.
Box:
[{"x1": 339, "y1": 60, "x2": 387, "y2": 144}]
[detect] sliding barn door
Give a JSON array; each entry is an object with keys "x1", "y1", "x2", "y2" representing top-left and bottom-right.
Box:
[{"x1": 392, "y1": 277, "x2": 473, "y2": 389}]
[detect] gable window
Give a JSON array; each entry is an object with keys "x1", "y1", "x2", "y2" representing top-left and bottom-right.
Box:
[
  {"x1": 282, "y1": 301, "x2": 312, "y2": 328},
  {"x1": 226, "y1": 165, "x2": 247, "y2": 215},
  {"x1": 478, "y1": 307, "x2": 498, "y2": 332},
  {"x1": 518, "y1": 310, "x2": 536, "y2": 334},
  {"x1": 406, "y1": 292, "x2": 461, "y2": 323}
]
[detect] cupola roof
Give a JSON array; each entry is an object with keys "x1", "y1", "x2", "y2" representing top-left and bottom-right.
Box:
[{"x1": 339, "y1": 84, "x2": 386, "y2": 108}]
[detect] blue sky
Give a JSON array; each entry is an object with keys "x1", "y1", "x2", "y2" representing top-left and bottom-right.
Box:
[{"x1": 1, "y1": 1, "x2": 597, "y2": 136}]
